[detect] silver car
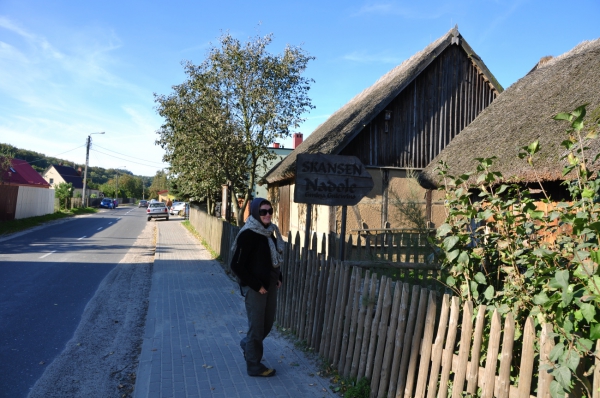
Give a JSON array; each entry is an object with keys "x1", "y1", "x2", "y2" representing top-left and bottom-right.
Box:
[{"x1": 147, "y1": 202, "x2": 169, "y2": 221}]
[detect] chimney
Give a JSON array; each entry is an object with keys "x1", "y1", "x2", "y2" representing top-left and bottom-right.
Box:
[
  {"x1": 273, "y1": 143, "x2": 280, "y2": 148},
  {"x1": 293, "y1": 133, "x2": 303, "y2": 149}
]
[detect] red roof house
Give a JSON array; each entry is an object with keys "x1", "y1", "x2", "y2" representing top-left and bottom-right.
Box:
[{"x1": 1, "y1": 158, "x2": 51, "y2": 188}]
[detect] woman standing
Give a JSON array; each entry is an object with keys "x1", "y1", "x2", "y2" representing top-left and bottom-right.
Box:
[{"x1": 231, "y1": 198, "x2": 284, "y2": 377}]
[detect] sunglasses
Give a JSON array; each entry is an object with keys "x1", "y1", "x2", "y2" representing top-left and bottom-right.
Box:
[{"x1": 259, "y1": 208, "x2": 273, "y2": 216}]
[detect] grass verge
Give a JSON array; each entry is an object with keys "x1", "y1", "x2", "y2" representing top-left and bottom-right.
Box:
[
  {"x1": 181, "y1": 220, "x2": 221, "y2": 260},
  {"x1": 275, "y1": 323, "x2": 370, "y2": 397},
  {"x1": 0, "y1": 207, "x2": 98, "y2": 236}
]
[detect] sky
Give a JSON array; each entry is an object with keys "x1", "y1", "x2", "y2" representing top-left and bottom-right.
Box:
[{"x1": 0, "y1": 0, "x2": 598, "y2": 177}]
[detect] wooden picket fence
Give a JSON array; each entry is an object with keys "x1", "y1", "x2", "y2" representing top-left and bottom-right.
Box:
[
  {"x1": 277, "y1": 236, "x2": 600, "y2": 398},
  {"x1": 187, "y1": 207, "x2": 600, "y2": 397},
  {"x1": 189, "y1": 205, "x2": 239, "y2": 271},
  {"x1": 330, "y1": 230, "x2": 435, "y2": 264}
]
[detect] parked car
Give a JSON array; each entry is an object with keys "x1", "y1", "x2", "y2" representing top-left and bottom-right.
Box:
[
  {"x1": 170, "y1": 202, "x2": 187, "y2": 215},
  {"x1": 100, "y1": 198, "x2": 114, "y2": 209},
  {"x1": 147, "y1": 202, "x2": 169, "y2": 221},
  {"x1": 138, "y1": 200, "x2": 148, "y2": 208}
]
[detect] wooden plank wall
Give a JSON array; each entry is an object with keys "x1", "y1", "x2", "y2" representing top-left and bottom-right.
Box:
[
  {"x1": 341, "y1": 44, "x2": 498, "y2": 169},
  {"x1": 0, "y1": 185, "x2": 19, "y2": 221}
]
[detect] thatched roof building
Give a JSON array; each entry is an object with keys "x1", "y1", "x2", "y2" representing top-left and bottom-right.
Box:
[
  {"x1": 264, "y1": 26, "x2": 502, "y2": 185},
  {"x1": 419, "y1": 38, "x2": 600, "y2": 189}
]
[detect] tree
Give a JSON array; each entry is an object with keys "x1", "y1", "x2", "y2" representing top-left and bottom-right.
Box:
[
  {"x1": 55, "y1": 182, "x2": 73, "y2": 210},
  {"x1": 148, "y1": 170, "x2": 168, "y2": 199},
  {"x1": 155, "y1": 32, "x2": 314, "y2": 225},
  {"x1": 0, "y1": 153, "x2": 13, "y2": 184}
]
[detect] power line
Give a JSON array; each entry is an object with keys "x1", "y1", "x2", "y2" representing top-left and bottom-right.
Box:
[
  {"x1": 26, "y1": 144, "x2": 86, "y2": 164},
  {"x1": 93, "y1": 143, "x2": 165, "y2": 166},
  {"x1": 91, "y1": 148, "x2": 165, "y2": 169}
]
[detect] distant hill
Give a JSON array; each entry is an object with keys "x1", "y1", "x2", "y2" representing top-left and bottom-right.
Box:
[{"x1": 0, "y1": 143, "x2": 152, "y2": 189}]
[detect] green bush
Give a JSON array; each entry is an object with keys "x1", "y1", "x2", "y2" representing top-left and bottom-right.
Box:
[{"x1": 433, "y1": 104, "x2": 600, "y2": 397}]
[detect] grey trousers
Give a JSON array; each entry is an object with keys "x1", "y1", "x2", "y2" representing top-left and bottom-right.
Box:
[{"x1": 240, "y1": 276, "x2": 278, "y2": 375}]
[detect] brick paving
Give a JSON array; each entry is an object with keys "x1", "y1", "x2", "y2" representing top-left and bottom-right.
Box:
[{"x1": 134, "y1": 220, "x2": 335, "y2": 398}]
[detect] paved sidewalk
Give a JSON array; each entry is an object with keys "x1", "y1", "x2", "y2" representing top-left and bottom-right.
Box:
[{"x1": 134, "y1": 220, "x2": 334, "y2": 398}]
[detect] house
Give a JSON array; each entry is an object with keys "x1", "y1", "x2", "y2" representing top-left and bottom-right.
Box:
[
  {"x1": 0, "y1": 158, "x2": 53, "y2": 220},
  {"x1": 157, "y1": 190, "x2": 174, "y2": 203},
  {"x1": 254, "y1": 142, "x2": 295, "y2": 199},
  {"x1": 263, "y1": 27, "x2": 502, "y2": 242},
  {"x1": 418, "y1": 38, "x2": 600, "y2": 201},
  {"x1": 43, "y1": 164, "x2": 84, "y2": 197}
]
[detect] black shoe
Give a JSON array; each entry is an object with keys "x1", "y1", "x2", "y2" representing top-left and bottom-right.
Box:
[{"x1": 249, "y1": 368, "x2": 276, "y2": 377}]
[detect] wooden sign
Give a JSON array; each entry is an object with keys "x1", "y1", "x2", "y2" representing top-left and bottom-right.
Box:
[{"x1": 294, "y1": 153, "x2": 374, "y2": 206}]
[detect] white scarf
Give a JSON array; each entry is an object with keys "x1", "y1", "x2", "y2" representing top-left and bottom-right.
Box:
[{"x1": 231, "y1": 216, "x2": 285, "y2": 268}]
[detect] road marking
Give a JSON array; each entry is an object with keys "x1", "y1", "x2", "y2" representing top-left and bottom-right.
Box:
[
  {"x1": 40, "y1": 251, "x2": 56, "y2": 259},
  {"x1": 77, "y1": 236, "x2": 86, "y2": 240},
  {"x1": 108, "y1": 222, "x2": 113, "y2": 225},
  {"x1": 29, "y1": 244, "x2": 48, "y2": 246},
  {"x1": 97, "y1": 227, "x2": 103, "y2": 231}
]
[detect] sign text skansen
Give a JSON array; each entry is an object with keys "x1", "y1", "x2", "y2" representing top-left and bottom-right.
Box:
[
  {"x1": 300, "y1": 161, "x2": 363, "y2": 176},
  {"x1": 294, "y1": 154, "x2": 374, "y2": 206}
]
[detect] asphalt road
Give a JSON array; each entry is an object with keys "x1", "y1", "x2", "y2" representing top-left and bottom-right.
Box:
[{"x1": 0, "y1": 205, "x2": 149, "y2": 398}]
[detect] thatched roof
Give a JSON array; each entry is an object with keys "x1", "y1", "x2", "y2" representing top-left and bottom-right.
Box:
[
  {"x1": 264, "y1": 26, "x2": 502, "y2": 185},
  {"x1": 419, "y1": 38, "x2": 600, "y2": 189}
]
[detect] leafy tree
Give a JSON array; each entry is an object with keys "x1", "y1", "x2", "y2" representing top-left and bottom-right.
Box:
[
  {"x1": 55, "y1": 182, "x2": 73, "y2": 210},
  {"x1": 148, "y1": 170, "x2": 168, "y2": 199},
  {"x1": 155, "y1": 32, "x2": 314, "y2": 225},
  {"x1": 0, "y1": 152, "x2": 13, "y2": 184}
]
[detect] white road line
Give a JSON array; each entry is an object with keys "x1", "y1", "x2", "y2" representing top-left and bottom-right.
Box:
[
  {"x1": 77, "y1": 236, "x2": 87, "y2": 240},
  {"x1": 97, "y1": 227, "x2": 103, "y2": 231},
  {"x1": 108, "y1": 222, "x2": 113, "y2": 225},
  {"x1": 40, "y1": 251, "x2": 56, "y2": 259}
]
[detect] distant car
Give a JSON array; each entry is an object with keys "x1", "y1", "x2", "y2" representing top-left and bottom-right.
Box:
[
  {"x1": 147, "y1": 202, "x2": 169, "y2": 221},
  {"x1": 100, "y1": 198, "x2": 114, "y2": 209},
  {"x1": 138, "y1": 200, "x2": 148, "y2": 208},
  {"x1": 170, "y1": 202, "x2": 187, "y2": 215}
]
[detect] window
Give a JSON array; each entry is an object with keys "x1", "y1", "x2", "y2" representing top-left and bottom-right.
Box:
[{"x1": 49, "y1": 178, "x2": 54, "y2": 184}]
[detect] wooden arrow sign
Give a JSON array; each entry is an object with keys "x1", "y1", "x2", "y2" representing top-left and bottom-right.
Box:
[{"x1": 294, "y1": 153, "x2": 374, "y2": 206}]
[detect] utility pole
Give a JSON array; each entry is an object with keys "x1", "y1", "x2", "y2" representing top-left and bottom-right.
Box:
[{"x1": 82, "y1": 132, "x2": 104, "y2": 207}]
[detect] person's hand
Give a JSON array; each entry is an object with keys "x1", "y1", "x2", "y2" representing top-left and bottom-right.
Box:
[
  {"x1": 259, "y1": 287, "x2": 268, "y2": 294},
  {"x1": 276, "y1": 280, "x2": 282, "y2": 289}
]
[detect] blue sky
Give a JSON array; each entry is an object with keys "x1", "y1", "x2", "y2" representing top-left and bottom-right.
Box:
[{"x1": 0, "y1": 0, "x2": 598, "y2": 176}]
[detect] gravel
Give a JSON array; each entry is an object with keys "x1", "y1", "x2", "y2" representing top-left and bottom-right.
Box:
[{"x1": 27, "y1": 222, "x2": 156, "y2": 398}]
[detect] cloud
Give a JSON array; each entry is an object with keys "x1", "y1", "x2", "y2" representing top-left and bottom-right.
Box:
[
  {"x1": 342, "y1": 50, "x2": 404, "y2": 64},
  {"x1": 478, "y1": 0, "x2": 526, "y2": 43},
  {"x1": 352, "y1": 1, "x2": 453, "y2": 19},
  {"x1": 0, "y1": 16, "x2": 165, "y2": 175}
]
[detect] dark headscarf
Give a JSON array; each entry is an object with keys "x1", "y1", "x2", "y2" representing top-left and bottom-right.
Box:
[{"x1": 250, "y1": 197, "x2": 272, "y2": 226}]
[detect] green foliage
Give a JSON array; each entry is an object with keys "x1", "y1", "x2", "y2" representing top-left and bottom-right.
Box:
[
  {"x1": 155, "y1": 31, "x2": 314, "y2": 225},
  {"x1": 434, "y1": 104, "x2": 600, "y2": 397},
  {"x1": 343, "y1": 377, "x2": 371, "y2": 398},
  {"x1": 54, "y1": 182, "x2": 73, "y2": 209},
  {"x1": 0, "y1": 151, "x2": 14, "y2": 183},
  {"x1": 0, "y1": 207, "x2": 97, "y2": 236}
]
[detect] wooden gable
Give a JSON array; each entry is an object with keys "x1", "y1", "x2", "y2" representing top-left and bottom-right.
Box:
[{"x1": 339, "y1": 44, "x2": 498, "y2": 169}]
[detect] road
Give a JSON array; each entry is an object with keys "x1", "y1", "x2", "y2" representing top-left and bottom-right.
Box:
[{"x1": 0, "y1": 205, "x2": 149, "y2": 398}]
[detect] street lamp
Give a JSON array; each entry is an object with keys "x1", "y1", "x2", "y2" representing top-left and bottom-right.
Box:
[{"x1": 82, "y1": 132, "x2": 105, "y2": 207}]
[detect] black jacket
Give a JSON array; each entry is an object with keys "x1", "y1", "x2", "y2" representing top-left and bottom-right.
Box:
[{"x1": 231, "y1": 230, "x2": 282, "y2": 292}]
